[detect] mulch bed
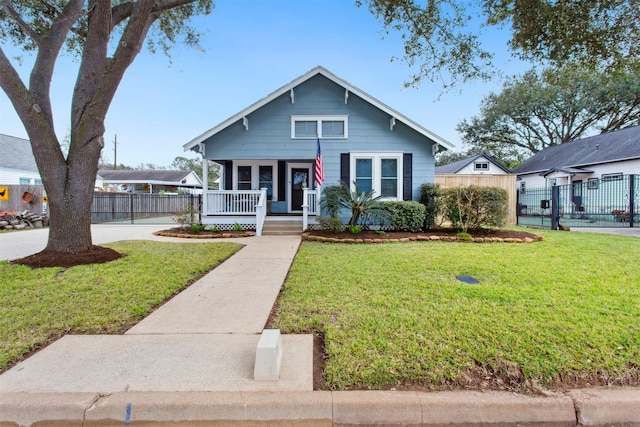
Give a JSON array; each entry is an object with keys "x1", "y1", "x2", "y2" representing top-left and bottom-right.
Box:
[
  {"x1": 153, "y1": 227, "x2": 255, "y2": 239},
  {"x1": 12, "y1": 246, "x2": 124, "y2": 269},
  {"x1": 303, "y1": 228, "x2": 543, "y2": 243}
]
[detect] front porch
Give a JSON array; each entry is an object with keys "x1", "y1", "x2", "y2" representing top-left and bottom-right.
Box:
[{"x1": 201, "y1": 188, "x2": 320, "y2": 235}]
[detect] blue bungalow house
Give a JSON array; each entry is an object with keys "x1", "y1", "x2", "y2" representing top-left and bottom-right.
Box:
[{"x1": 183, "y1": 66, "x2": 454, "y2": 234}]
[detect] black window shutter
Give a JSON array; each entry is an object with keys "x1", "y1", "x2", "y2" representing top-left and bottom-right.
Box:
[
  {"x1": 403, "y1": 153, "x2": 412, "y2": 200},
  {"x1": 224, "y1": 161, "x2": 233, "y2": 190},
  {"x1": 278, "y1": 160, "x2": 286, "y2": 201},
  {"x1": 340, "y1": 153, "x2": 350, "y2": 185}
]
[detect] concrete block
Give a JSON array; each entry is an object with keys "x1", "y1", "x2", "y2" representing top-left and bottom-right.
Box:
[
  {"x1": 418, "y1": 390, "x2": 576, "y2": 425},
  {"x1": 333, "y1": 391, "x2": 423, "y2": 426},
  {"x1": 254, "y1": 329, "x2": 283, "y2": 381},
  {"x1": 85, "y1": 391, "x2": 333, "y2": 426},
  {"x1": 570, "y1": 387, "x2": 640, "y2": 426},
  {"x1": 0, "y1": 392, "x2": 98, "y2": 427}
]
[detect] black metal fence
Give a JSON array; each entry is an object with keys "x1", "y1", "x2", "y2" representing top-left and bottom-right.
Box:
[
  {"x1": 517, "y1": 174, "x2": 638, "y2": 229},
  {"x1": 92, "y1": 193, "x2": 201, "y2": 224}
]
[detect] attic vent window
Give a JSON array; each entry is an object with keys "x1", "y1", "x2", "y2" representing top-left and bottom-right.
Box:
[
  {"x1": 602, "y1": 173, "x2": 623, "y2": 182},
  {"x1": 474, "y1": 162, "x2": 489, "y2": 170},
  {"x1": 291, "y1": 115, "x2": 348, "y2": 139}
]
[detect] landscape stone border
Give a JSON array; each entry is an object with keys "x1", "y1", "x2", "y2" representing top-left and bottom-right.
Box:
[
  {"x1": 302, "y1": 232, "x2": 544, "y2": 244},
  {"x1": 153, "y1": 230, "x2": 255, "y2": 239}
]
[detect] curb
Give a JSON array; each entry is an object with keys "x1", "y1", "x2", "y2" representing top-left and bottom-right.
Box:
[{"x1": 2, "y1": 388, "x2": 639, "y2": 426}]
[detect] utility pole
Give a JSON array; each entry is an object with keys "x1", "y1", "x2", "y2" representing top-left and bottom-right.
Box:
[{"x1": 113, "y1": 134, "x2": 118, "y2": 170}]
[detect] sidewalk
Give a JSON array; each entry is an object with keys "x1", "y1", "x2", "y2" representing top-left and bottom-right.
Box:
[{"x1": 1, "y1": 226, "x2": 639, "y2": 426}]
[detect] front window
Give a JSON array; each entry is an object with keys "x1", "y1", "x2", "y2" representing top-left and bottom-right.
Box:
[
  {"x1": 291, "y1": 115, "x2": 348, "y2": 139},
  {"x1": 259, "y1": 166, "x2": 273, "y2": 199},
  {"x1": 380, "y1": 158, "x2": 398, "y2": 197},
  {"x1": 474, "y1": 161, "x2": 489, "y2": 170},
  {"x1": 237, "y1": 166, "x2": 252, "y2": 190},
  {"x1": 355, "y1": 158, "x2": 373, "y2": 192},
  {"x1": 350, "y1": 153, "x2": 402, "y2": 199}
]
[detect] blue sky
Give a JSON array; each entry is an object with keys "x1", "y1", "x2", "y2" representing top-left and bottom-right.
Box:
[{"x1": 0, "y1": 0, "x2": 529, "y2": 168}]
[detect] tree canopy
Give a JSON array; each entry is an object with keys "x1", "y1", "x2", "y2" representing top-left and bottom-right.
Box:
[
  {"x1": 455, "y1": 64, "x2": 640, "y2": 166},
  {"x1": 362, "y1": 0, "x2": 639, "y2": 87}
]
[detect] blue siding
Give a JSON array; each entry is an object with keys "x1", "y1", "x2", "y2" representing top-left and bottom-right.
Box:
[{"x1": 203, "y1": 74, "x2": 437, "y2": 200}]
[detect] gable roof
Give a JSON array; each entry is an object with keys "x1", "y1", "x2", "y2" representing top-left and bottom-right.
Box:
[
  {"x1": 97, "y1": 170, "x2": 201, "y2": 185},
  {"x1": 512, "y1": 126, "x2": 640, "y2": 175},
  {"x1": 0, "y1": 134, "x2": 38, "y2": 172},
  {"x1": 435, "y1": 153, "x2": 511, "y2": 174},
  {"x1": 183, "y1": 66, "x2": 454, "y2": 152}
]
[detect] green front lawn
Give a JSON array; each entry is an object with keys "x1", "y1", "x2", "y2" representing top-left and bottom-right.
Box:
[
  {"x1": 0, "y1": 241, "x2": 243, "y2": 372},
  {"x1": 273, "y1": 229, "x2": 640, "y2": 390}
]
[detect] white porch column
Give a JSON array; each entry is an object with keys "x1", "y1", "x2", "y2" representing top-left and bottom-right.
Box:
[{"x1": 199, "y1": 144, "x2": 208, "y2": 214}]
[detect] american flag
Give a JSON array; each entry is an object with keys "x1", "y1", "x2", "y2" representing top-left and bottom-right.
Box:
[{"x1": 315, "y1": 138, "x2": 324, "y2": 187}]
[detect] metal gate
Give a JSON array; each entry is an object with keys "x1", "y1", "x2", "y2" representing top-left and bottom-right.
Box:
[
  {"x1": 91, "y1": 193, "x2": 201, "y2": 224},
  {"x1": 517, "y1": 175, "x2": 638, "y2": 229}
]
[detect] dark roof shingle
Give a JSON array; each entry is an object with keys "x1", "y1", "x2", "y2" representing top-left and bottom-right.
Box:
[{"x1": 513, "y1": 126, "x2": 640, "y2": 174}]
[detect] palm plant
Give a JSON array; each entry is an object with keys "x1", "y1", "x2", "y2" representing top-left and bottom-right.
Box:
[{"x1": 322, "y1": 182, "x2": 387, "y2": 226}]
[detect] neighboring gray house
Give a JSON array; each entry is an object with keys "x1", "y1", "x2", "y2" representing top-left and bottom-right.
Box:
[
  {"x1": 0, "y1": 134, "x2": 42, "y2": 185},
  {"x1": 435, "y1": 153, "x2": 511, "y2": 175},
  {"x1": 183, "y1": 66, "x2": 453, "y2": 231},
  {"x1": 513, "y1": 126, "x2": 640, "y2": 192},
  {"x1": 95, "y1": 170, "x2": 203, "y2": 194}
]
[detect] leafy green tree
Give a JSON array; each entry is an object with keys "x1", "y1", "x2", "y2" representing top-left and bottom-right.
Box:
[
  {"x1": 361, "y1": 0, "x2": 638, "y2": 87},
  {"x1": 456, "y1": 64, "x2": 640, "y2": 158},
  {"x1": 171, "y1": 156, "x2": 220, "y2": 189},
  {"x1": 484, "y1": 0, "x2": 639, "y2": 71},
  {"x1": 0, "y1": 0, "x2": 212, "y2": 254}
]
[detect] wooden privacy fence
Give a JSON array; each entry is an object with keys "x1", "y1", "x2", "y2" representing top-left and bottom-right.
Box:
[
  {"x1": 435, "y1": 174, "x2": 517, "y2": 225},
  {"x1": 0, "y1": 185, "x2": 46, "y2": 215}
]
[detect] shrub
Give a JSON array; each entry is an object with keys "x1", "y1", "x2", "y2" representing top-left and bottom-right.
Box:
[
  {"x1": 348, "y1": 225, "x2": 362, "y2": 234},
  {"x1": 172, "y1": 205, "x2": 196, "y2": 227},
  {"x1": 419, "y1": 183, "x2": 443, "y2": 230},
  {"x1": 316, "y1": 216, "x2": 344, "y2": 232},
  {"x1": 190, "y1": 223, "x2": 205, "y2": 233},
  {"x1": 320, "y1": 185, "x2": 342, "y2": 218},
  {"x1": 441, "y1": 186, "x2": 508, "y2": 232},
  {"x1": 381, "y1": 201, "x2": 426, "y2": 232}
]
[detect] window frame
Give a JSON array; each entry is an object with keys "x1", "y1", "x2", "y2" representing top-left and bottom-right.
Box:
[
  {"x1": 233, "y1": 161, "x2": 278, "y2": 199},
  {"x1": 474, "y1": 161, "x2": 489, "y2": 171},
  {"x1": 291, "y1": 115, "x2": 348, "y2": 139},
  {"x1": 601, "y1": 173, "x2": 623, "y2": 182},
  {"x1": 349, "y1": 152, "x2": 403, "y2": 200},
  {"x1": 587, "y1": 178, "x2": 599, "y2": 189}
]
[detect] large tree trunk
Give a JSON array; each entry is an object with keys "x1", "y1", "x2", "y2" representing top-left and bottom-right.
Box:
[
  {"x1": 27, "y1": 125, "x2": 103, "y2": 253},
  {"x1": 43, "y1": 140, "x2": 102, "y2": 254}
]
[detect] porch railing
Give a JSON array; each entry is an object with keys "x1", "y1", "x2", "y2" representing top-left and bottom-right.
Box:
[
  {"x1": 205, "y1": 190, "x2": 263, "y2": 215},
  {"x1": 204, "y1": 189, "x2": 268, "y2": 235},
  {"x1": 302, "y1": 188, "x2": 320, "y2": 231}
]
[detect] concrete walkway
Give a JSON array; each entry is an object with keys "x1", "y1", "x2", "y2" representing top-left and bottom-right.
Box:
[
  {"x1": 0, "y1": 230, "x2": 311, "y2": 394},
  {"x1": 1, "y1": 225, "x2": 639, "y2": 426}
]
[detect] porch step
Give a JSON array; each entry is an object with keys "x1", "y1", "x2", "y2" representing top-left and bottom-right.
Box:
[{"x1": 261, "y1": 219, "x2": 303, "y2": 235}]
